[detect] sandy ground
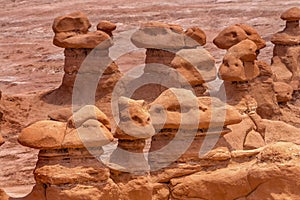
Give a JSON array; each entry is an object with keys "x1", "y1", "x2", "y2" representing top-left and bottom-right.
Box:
[{"x1": 0, "y1": 0, "x2": 299, "y2": 197}]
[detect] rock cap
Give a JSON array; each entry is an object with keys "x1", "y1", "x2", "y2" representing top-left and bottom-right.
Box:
[{"x1": 281, "y1": 7, "x2": 300, "y2": 21}]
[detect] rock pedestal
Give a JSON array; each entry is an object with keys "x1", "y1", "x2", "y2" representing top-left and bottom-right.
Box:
[
  {"x1": 214, "y1": 24, "x2": 281, "y2": 118},
  {"x1": 148, "y1": 88, "x2": 242, "y2": 173},
  {"x1": 130, "y1": 22, "x2": 216, "y2": 102},
  {"x1": 44, "y1": 12, "x2": 122, "y2": 105},
  {"x1": 271, "y1": 7, "x2": 300, "y2": 90},
  {"x1": 109, "y1": 97, "x2": 155, "y2": 173},
  {"x1": 18, "y1": 105, "x2": 118, "y2": 200}
]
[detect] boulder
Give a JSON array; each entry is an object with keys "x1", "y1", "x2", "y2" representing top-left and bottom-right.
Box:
[
  {"x1": 97, "y1": 20, "x2": 117, "y2": 36},
  {"x1": 52, "y1": 12, "x2": 91, "y2": 34},
  {"x1": 48, "y1": 107, "x2": 73, "y2": 122},
  {"x1": 171, "y1": 48, "x2": 216, "y2": 84},
  {"x1": 244, "y1": 130, "x2": 265, "y2": 150},
  {"x1": 18, "y1": 120, "x2": 66, "y2": 149},
  {"x1": 68, "y1": 105, "x2": 111, "y2": 130},
  {"x1": 53, "y1": 31, "x2": 113, "y2": 49},
  {"x1": 131, "y1": 21, "x2": 206, "y2": 49},
  {"x1": 63, "y1": 119, "x2": 114, "y2": 148},
  {"x1": 184, "y1": 26, "x2": 206, "y2": 46},
  {"x1": 213, "y1": 24, "x2": 266, "y2": 50},
  {"x1": 46, "y1": 179, "x2": 119, "y2": 200},
  {"x1": 281, "y1": 7, "x2": 300, "y2": 21},
  {"x1": 149, "y1": 88, "x2": 242, "y2": 130}
]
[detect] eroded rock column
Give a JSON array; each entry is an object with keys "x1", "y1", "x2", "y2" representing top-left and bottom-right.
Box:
[
  {"x1": 130, "y1": 22, "x2": 216, "y2": 102},
  {"x1": 148, "y1": 88, "x2": 242, "y2": 186},
  {"x1": 271, "y1": 7, "x2": 300, "y2": 90},
  {"x1": 45, "y1": 12, "x2": 122, "y2": 104},
  {"x1": 18, "y1": 105, "x2": 118, "y2": 200}
]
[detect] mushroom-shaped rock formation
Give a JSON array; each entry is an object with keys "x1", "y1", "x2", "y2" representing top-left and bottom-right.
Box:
[
  {"x1": 53, "y1": 12, "x2": 112, "y2": 49},
  {"x1": 130, "y1": 21, "x2": 215, "y2": 100},
  {"x1": 44, "y1": 12, "x2": 122, "y2": 105},
  {"x1": 148, "y1": 88, "x2": 242, "y2": 171},
  {"x1": 109, "y1": 97, "x2": 155, "y2": 173},
  {"x1": 215, "y1": 24, "x2": 280, "y2": 119},
  {"x1": 18, "y1": 105, "x2": 118, "y2": 200},
  {"x1": 213, "y1": 24, "x2": 266, "y2": 50},
  {"x1": 271, "y1": 7, "x2": 300, "y2": 90}
]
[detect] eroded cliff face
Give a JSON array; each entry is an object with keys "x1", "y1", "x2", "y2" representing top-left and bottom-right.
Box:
[{"x1": 1, "y1": 7, "x2": 300, "y2": 200}]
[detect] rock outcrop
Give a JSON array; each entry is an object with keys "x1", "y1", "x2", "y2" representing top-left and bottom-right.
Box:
[
  {"x1": 271, "y1": 7, "x2": 300, "y2": 90},
  {"x1": 130, "y1": 22, "x2": 216, "y2": 101},
  {"x1": 170, "y1": 142, "x2": 300, "y2": 200},
  {"x1": 44, "y1": 12, "x2": 122, "y2": 105}
]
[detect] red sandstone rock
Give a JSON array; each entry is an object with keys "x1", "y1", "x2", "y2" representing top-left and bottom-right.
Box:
[
  {"x1": 219, "y1": 40, "x2": 260, "y2": 82},
  {"x1": 244, "y1": 130, "x2": 265, "y2": 150},
  {"x1": 0, "y1": 134, "x2": 4, "y2": 146},
  {"x1": 115, "y1": 97, "x2": 155, "y2": 140},
  {"x1": 0, "y1": 189, "x2": 8, "y2": 200},
  {"x1": 170, "y1": 142, "x2": 300, "y2": 200},
  {"x1": 48, "y1": 107, "x2": 73, "y2": 122},
  {"x1": 63, "y1": 119, "x2": 114, "y2": 148},
  {"x1": 273, "y1": 81, "x2": 293, "y2": 103},
  {"x1": 131, "y1": 21, "x2": 207, "y2": 49},
  {"x1": 184, "y1": 26, "x2": 206, "y2": 46},
  {"x1": 18, "y1": 120, "x2": 66, "y2": 149},
  {"x1": 67, "y1": 105, "x2": 111, "y2": 130},
  {"x1": 149, "y1": 88, "x2": 242, "y2": 130},
  {"x1": 53, "y1": 31, "x2": 113, "y2": 49},
  {"x1": 281, "y1": 7, "x2": 300, "y2": 21},
  {"x1": 52, "y1": 12, "x2": 91, "y2": 34},
  {"x1": 213, "y1": 24, "x2": 266, "y2": 50},
  {"x1": 97, "y1": 20, "x2": 117, "y2": 37}
]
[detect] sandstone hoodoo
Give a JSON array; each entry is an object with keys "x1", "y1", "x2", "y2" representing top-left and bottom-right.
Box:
[
  {"x1": 271, "y1": 7, "x2": 300, "y2": 90},
  {"x1": 3, "y1": 5, "x2": 300, "y2": 200},
  {"x1": 130, "y1": 22, "x2": 216, "y2": 101},
  {"x1": 214, "y1": 23, "x2": 281, "y2": 119},
  {"x1": 17, "y1": 105, "x2": 118, "y2": 200},
  {"x1": 148, "y1": 88, "x2": 242, "y2": 171},
  {"x1": 109, "y1": 97, "x2": 155, "y2": 173},
  {"x1": 44, "y1": 12, "x2": 122, "y2": 105}
]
